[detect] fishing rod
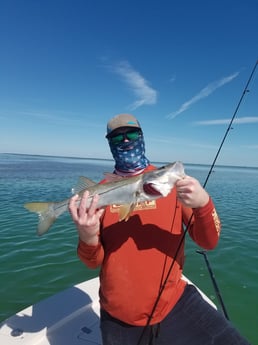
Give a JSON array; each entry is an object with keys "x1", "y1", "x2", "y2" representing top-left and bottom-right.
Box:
[
  {"x1": 195, "y1": 59, "x2": 258, "y2": 319},
  {"x1": 196, "y1": 250, "x2": 230, "y2": 320},
  {"x1": 137, "y1": 60, "x2": 258, "y2": 344},
  {"x1": 203, "y1": 59, "x2": 258, "y2": 188}
]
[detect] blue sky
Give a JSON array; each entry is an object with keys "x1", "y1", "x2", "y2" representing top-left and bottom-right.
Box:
[{"x1": 1, "y1": 0, "x2": 258, "y2": 167}]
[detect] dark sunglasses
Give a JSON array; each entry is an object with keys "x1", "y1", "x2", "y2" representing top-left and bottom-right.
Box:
[{"x1": 109, "y1": 130, "x2": 142, "y2": 145}]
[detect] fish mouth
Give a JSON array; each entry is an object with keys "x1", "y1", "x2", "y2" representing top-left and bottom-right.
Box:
[{"x1": 143, "y1": 183, "x2": 162, "y2": 196}]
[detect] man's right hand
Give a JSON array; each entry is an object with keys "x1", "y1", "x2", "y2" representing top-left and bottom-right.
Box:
[{"x1": 68, "y1": 191, "x2": 104, "y2": 245}]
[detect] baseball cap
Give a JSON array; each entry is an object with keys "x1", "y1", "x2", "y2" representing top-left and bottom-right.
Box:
[{"x1": 106, "y1": 114, "x2": 141, "y2": 138}]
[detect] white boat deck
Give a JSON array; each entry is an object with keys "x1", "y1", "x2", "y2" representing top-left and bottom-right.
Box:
[
  {"x1": 0, "y1": 278, "x2": 102, "y2": 344},
  {"x1": 0, "y1": 276, "x2": 216, "y2": 345}
]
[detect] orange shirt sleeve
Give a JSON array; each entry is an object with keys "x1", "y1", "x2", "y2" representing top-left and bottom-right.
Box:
[
  {"x1": 182, "y1": 197, "x2": 221, "y2": 250},
  {"x1": 77, "y1": 239, "x2": 104, "y2": 269}
]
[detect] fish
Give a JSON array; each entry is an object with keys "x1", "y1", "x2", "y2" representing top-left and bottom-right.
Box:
[{"x1": 24, "y1": 161, "x2": 185, "y2": 236}]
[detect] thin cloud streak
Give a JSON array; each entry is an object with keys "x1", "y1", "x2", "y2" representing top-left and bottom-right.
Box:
[
  {"x1": 16, "y1": 110, "x2": 103, "y2": 128},
  {"x1": 243, "y1": 145, "x2": 258, "y2": 149},
  {"x1": 112, "y1": 60, "x2": 157, "y2": 110},
  {"x1": 167, "y1": 72, "x2": 239, "y2": 119},
  {"x1": 194, "y1": 117, "x2": 258, "y2": 125}
]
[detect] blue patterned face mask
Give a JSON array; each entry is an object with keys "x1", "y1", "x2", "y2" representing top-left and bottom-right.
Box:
[{"x1": 108, "y1": 133, "x2": 150, "y2": 173}]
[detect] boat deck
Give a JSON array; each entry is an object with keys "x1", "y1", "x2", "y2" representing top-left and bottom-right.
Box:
[{"x1": 0, "y1": 276, "x2": 216, "y2": 344}]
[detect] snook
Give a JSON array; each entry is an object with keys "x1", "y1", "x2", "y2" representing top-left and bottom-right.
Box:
[{"x1": 24, "y1": 161, "x2": 185, "y2": 236}]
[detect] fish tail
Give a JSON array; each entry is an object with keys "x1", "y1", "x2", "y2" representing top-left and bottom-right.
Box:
[{"x1": 24, "y1": 202, "x2": 57, "y2": 236}]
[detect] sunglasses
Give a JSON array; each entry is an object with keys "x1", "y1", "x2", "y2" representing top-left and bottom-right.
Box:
[{"x1": 109, "y1": 130, "x2": 142, "y2": 145}]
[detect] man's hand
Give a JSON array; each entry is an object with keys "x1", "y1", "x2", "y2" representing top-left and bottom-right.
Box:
[
  {"x1": 69, "y1": 191, "x2": 104, "y2": 245},
  {"x1": 176, "y1": 176, "x2": 209, "y2": 208}
]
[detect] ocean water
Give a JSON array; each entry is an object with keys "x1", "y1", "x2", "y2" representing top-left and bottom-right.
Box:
[{"x1": 0, "y1": 153, "x2": 257, "y2": 344}]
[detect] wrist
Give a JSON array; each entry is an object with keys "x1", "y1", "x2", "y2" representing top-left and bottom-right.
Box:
[
  {"x1": 79, "y1": 233, "x2": 99, "y2": 246},
  {"x1": 78, "y1": 223, "x2": 100, "y2": 245},
  {"x1": 193, "y1": 197, "x2": 214, "y2": 217},
  {"x1": 198, "y1": 192, "x2": 209, "y2": 208}
]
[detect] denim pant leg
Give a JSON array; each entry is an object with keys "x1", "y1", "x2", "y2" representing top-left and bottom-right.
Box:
[
  {"x1": 100, "y1": 309, "x2": 156, "y2": 345},
  {"x1": 100, "y1": 285, "x2": 250, "y2": 345},
  {"x1": 155, "y1": 284, "x2": 250, "y2": 345}
]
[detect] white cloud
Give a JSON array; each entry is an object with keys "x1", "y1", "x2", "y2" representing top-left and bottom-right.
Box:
[
  {"x1": 112, "y1": 60, "x2": 157, "y2": 110},
  {"x1": 167, "y1": 72, "x2": 239, "y2": 119},
  {"x1": 194, "y1": 116, "x2": 258, "y2": 125}
]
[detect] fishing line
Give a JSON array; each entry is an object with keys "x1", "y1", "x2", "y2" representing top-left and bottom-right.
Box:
[
  {"x1": 196, "y1": 250, "x2": 230, "y2": 320},
  {"x1": 202, "y1": 59, "x2": 258, "y2": 188},
  {"x1": 196, "y1": 59, "x2": 258, "y2": 319},
  {"x1": 137, "y1": 60, "x2": 258, "y2": 345}
]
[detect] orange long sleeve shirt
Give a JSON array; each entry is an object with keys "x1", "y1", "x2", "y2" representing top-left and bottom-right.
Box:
[{"x1": 77, "y1": 165, "x2": 221, "y2": 326}]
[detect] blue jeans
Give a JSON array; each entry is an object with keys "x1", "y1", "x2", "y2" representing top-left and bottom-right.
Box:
[{"x1": 100, "y1": 284, "x2": 250, "y2": 345}]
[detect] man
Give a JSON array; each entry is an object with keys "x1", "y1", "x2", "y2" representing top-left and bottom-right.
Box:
[{"x1": 69, "y1": 114, "x2": 250, "y2": 344}]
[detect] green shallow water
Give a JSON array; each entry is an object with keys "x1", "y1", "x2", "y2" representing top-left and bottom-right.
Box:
[{"x1": 0, "y1": 154, "x2": 257, "y2": 344}]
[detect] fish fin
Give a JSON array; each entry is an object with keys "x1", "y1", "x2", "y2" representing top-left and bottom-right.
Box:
[
  {"x1": 24, "y1": 202, "x2": 50, "y2": 213},
  {"x1": 103, "y1": 172, "x2": 124, "y2": 182},
  {"x1": 24, "y1": 202, "x2": 56, "y2": 236},
  {"x1": 118, "y1": 203, "x2": 136, "y2": 222},
  {"x1": 72, "y1": 176, "x2": 97, "y2": 195}
]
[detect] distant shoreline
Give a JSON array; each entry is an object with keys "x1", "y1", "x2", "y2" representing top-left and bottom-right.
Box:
[{"x1": 1, "y1": 152, "x2": 258, "y2": 170}]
